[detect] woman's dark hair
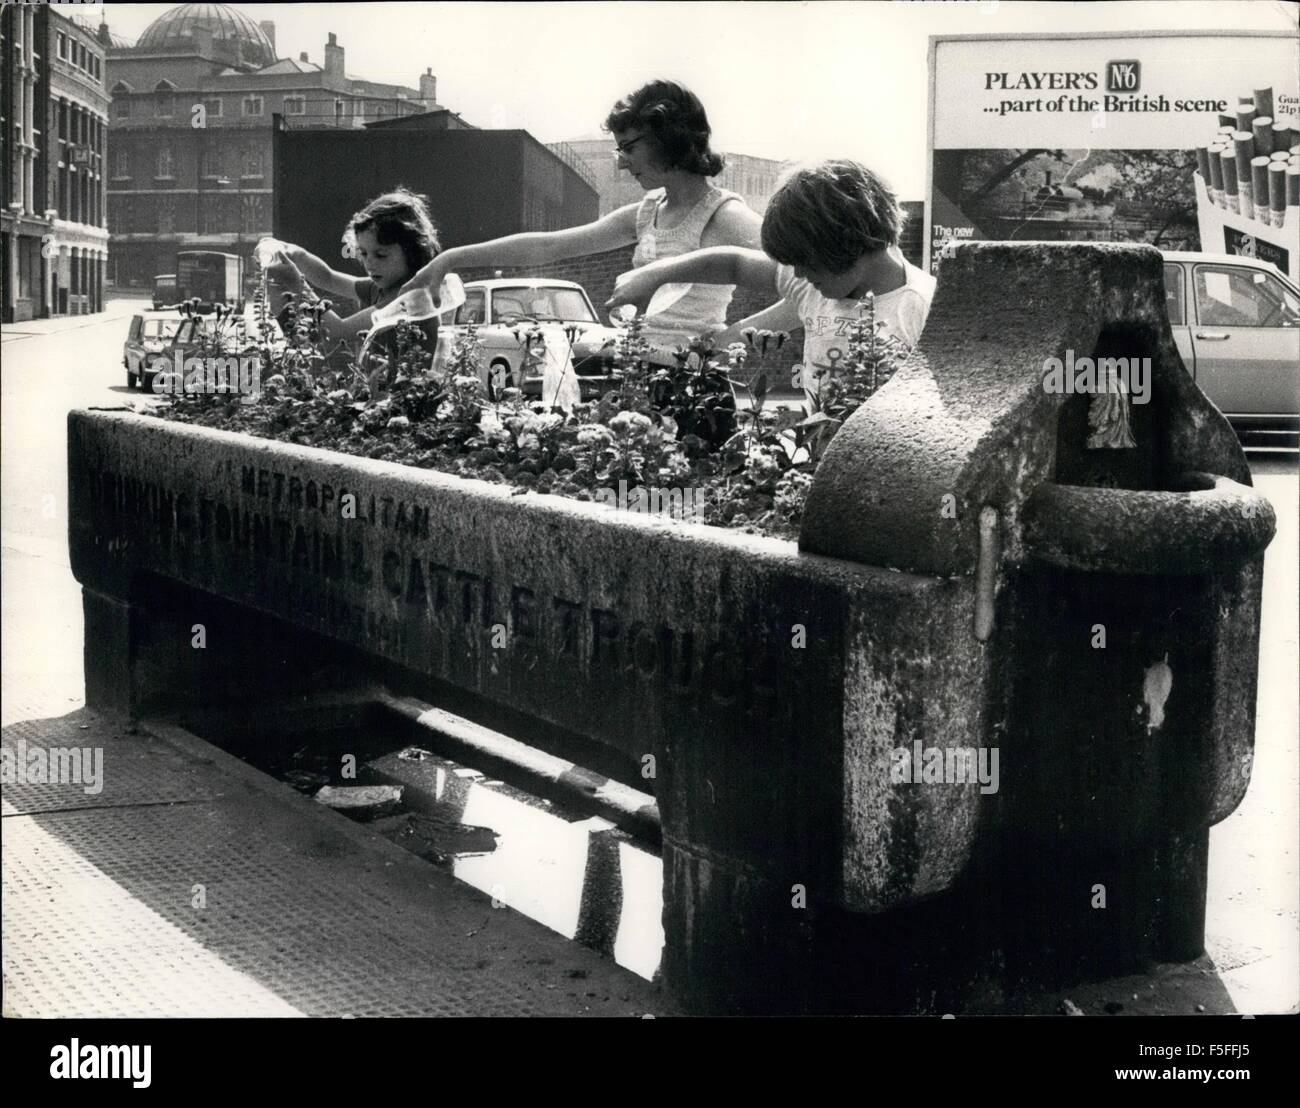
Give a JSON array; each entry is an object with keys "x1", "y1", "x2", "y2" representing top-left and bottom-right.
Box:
[
  {"x1": 343, "y1": 187, "x2": 440, "y2": 272},
  {"x1": 604, "y1": 80, "x2": 724, "y2": 177}
]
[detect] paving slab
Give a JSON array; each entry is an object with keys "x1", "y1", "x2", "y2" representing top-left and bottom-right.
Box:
[{"x1": 1, "y1": 707, "x2": 677, "y2": 1017}]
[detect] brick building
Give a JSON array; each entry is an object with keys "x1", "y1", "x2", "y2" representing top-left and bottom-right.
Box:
[
  {"x1": 272, "y1": 125, "x2": 599, "y2": 276},
  {"x1": 104, "y1": 2, "x2": 446, "y2": 287},
  {"x1": 1, "y1": 4, "x2": 109, "y2": 322}
]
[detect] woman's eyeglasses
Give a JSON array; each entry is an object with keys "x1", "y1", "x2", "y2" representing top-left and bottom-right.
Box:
[{"x1": 613, "y1": 135, "x2": 647, "y2": 158}]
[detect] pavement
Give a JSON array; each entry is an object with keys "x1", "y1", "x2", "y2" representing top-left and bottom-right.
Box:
[{"x1": 1, "y1": 302, "x2": 1296, "y2": 1017}]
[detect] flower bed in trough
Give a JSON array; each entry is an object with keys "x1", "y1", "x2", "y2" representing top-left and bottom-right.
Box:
[{"x1": 145, "y1": 280, "x2": 912, "y2": 541}]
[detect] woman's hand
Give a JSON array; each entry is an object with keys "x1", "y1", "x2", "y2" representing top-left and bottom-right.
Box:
[
  {"x1": 606, "y1": 265, "x2": 666, "y2": 315},
  {"x1": 401, "y1": 254, "x2": 450, "y2": 299}
]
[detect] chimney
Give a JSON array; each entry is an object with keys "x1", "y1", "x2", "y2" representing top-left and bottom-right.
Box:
[
  {"x1": 97, "y1": 21, "x2": 112, "y2": 47},
  {"x1": 419, "y1": 67, "x2": 437, "y2": 108},
  {"x1": 299, "y1": 52, "x2": 309, "y2": 63},
  {"x1": 324, "y1": 32, "x2": 344, "y2": 77},
  {"x1": 259, "y1": 20, "x2": 276, "y2": 57}
]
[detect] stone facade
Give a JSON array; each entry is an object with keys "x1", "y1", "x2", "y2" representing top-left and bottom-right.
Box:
[
  {"x1": 1, "y1": 5, "x2": 108, "y2": 321},
  {"x1": 104, "y1": 4, "x2": 443, "y2": 287}
]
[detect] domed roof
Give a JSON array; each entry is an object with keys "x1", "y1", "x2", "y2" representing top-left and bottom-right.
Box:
[{"x1": 136, "y1": 4, "x2": 276, "y2": 68}]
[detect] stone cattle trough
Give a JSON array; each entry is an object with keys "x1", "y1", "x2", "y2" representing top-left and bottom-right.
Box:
[{"x1": 69, "y1": 243, "x2": 1276, "y2": 1014}]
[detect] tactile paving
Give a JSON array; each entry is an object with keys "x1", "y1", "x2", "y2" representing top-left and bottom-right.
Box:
[{"x1": 2, "y1": 711, "x2": 672, "y2": 1017}]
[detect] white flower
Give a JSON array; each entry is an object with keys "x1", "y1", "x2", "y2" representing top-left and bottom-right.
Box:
[
  {"x1": 517, "y1": 432, "x2": 540, "y2": 451},
  {"x1": 609, "y1": 411, "x2": 653, "y2": 436},
  {"x1": 386, "y1": 416, "x2": 411, "y2": 430},
  {"x1": 524, "y1": 413, "x2": 563, "y2": 435},
  {"x1": 453, "y1": 375, "x2": 482, "y2": 391},
  {"x1": 577, "y1": 425, "x2": 613, "y2": 446}
]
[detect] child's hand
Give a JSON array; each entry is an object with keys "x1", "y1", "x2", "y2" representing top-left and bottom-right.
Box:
[
  {"x1": 606, "y1": 267, "x2": 663, "y2": 316},
  {"x1": 264, "y1": 257, "x2": 306, "y2": 295}
]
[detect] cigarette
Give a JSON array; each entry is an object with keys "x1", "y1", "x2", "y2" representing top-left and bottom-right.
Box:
[
  {"x1": 1234, "y1": 131, "x2": 1255, "y2": 184},
  {"x1": 1218, "y1": 112, "x2": 1236, "y2": 129},
  {"x1": 1252, "y1": 116, "x2": 1273, "y2": 156},
  {"x1": 1208, "y1": 144, "x2": 1226, "y2": 204},
  {"x1": 1252, "y1": 156, "x2": 1271, "y2": 220},
  {"x1": 1235, "y1": 102, "x2": 1256, "y2": 131},
  {"x1": 1254, "y1": 86, "x2": 1273, "y2": 120},
  {"x1": 1292, "y1": 144, "x2": 1300, "y2": 157},
  {"x1": 1239, "y1": 182, "x2": 1253, "y2": 217},
  {"x1": 1195, "y1": 144, "x2": 1212, "y2": 180},
  {"x1": 1288, "y1": 165, "x2": 1300, "y2": 207},
  {"x1": 1220, "y1": 148, "x2": 1239, "y2": 199},
  {"x1": 1273, "y1": 122, "x2": 1294, "y2": 152},
  {"x1": 1269, "y1": 162, "x2": 1287, "y2": 225}
]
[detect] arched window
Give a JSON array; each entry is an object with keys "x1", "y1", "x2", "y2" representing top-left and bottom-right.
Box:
[{"x1": 156, "y1": 147, "x2": 173, "y2": 179}]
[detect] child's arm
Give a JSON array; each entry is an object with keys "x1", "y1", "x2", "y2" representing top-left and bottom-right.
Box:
[
  {"x1": 278, "y1": 244, "x2": 366, "y2": 302},
  {"x1": 401, "y1": 204, "x2": 641, "y2": 297},
  {"x1": 267, "y1": 261, "x2": 372, "y2": 344},
  {"x1": 707, "y1": 298, "x2": 802, "y2": 351},
  {"x1": 606, "y1": 248, "x2": 780, "y2": 315}
]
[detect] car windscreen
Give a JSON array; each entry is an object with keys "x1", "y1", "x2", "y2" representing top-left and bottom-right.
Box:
[
  {"x1": 142, "y1": 319, "x2": 182, "y2": 340},
  {"x1": 491, "y1": 287, "x2": 596, "y2": 323}
]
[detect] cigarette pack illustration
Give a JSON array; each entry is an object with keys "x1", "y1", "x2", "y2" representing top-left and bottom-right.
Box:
[{"x1": 1193, "y1": 84, "x2": 1300, "y2": 282}]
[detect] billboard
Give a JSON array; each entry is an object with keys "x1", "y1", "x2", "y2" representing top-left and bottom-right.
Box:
[{"x1": 925, "y1": 31, "x2": 1300, "y2": 280}]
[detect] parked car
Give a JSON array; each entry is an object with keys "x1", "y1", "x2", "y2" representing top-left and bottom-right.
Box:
[
  {"x1": 152, "y1": 273, "x2": 178, "y2": 310},
  {"x1": 123, "y1": 311, "x2": 253, "y2": 391},
  {"x1": 438, "y1": 278, "x2": 621, "y2": 400},
  {"x1": 1162, "y1": 251, "x2": 1299, "y2": 451}
]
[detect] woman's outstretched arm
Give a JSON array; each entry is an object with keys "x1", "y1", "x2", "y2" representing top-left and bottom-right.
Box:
[{"x1": 401, "y1": 203, "x2": 641, "y2": 297}]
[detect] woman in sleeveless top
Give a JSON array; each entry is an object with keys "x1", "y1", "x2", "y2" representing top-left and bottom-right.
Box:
[{"x1": 403, "y1": 80, "x2": 761, "y2": 361}]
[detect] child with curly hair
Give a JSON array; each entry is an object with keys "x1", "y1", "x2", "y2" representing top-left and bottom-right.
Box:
[{"x1": 263, "y1": 186, "x2": 441, "y2": 343}]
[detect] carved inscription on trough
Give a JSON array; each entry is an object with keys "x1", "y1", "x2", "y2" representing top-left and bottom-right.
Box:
[{"x1": 73, "y1": 442, "x2": 837, "y2": 749}]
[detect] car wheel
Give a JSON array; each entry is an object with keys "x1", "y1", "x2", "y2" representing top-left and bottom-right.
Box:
[{"x1": 127, "y1": 366, "x2": 136, "y2": 389}]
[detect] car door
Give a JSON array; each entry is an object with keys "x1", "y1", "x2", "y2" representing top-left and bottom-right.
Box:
[
  {"x1": 125, "y1": 316, "x2": 144, "y2": 373},
  {"x1": 1163, "y1": 263, "x2": 1195, "y2": 377},
  {"x1": 1190, "y1": 263, "x2": 1300, "y2": 416},
  {"x1": 481, "y1": 288, "x2": 527, "y2": 382}
]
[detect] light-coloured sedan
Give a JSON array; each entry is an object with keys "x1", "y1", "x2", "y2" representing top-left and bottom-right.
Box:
[{"x1": 1162, "y1": 251, "x2": 1299, "y2": 451}]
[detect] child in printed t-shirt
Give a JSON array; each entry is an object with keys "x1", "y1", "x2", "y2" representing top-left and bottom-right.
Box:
[{"x1": 605, "y1": 159, "x2": 936, "y2": 407}]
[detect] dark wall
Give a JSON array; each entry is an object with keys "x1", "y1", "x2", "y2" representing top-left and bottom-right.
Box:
[{"x1": 272, "y1": 127, "x2": 598, "y2": 272}]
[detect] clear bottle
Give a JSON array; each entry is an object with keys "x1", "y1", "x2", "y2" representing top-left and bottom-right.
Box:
[{"x1": 359, "y1": 275, "x2": 466, "y2": 374}]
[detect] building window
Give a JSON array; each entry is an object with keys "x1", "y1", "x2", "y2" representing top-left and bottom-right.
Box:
[
  {"x1": 57, "y1": 32, "x2": 66, "y2": 59},
  {"x1": 115, "y1": 99, "x2": 130, "y2": 119},
  {"x1": 202, "y1": 97, "x2": 223, "y2": 117},
  {"x1": 156, "y1": 147, "x2": 173, "y2": 178},
  {"x1": 284, "y1": 96, "x2": 305, "y2": 115},
  {"x1": 243, "y1": 96, "x2": 263, "y2": 117},
  {"x1": 155, "y1": 93, "x2": 173, "y2": 118},
  {"x1": 201, "y1": 149, "x2": 222, "y2": 178},
  {"x1": 93, "y1": 57, "x2": 101, "y2": 80},
  {"x1": 158, "y1": 198, "x2": 174, "y2": 236},
  {"x1": 242, "y1": 147, "x2": 263, "y2": 177},
  {"x1": 113, "y1": 148, "x2": 129, "y2": 178}
]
